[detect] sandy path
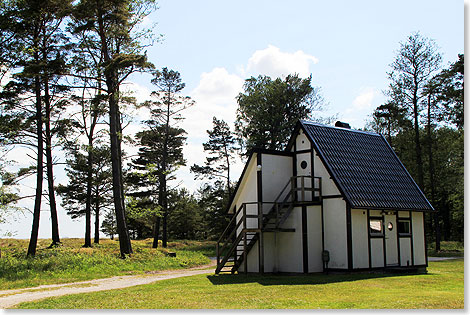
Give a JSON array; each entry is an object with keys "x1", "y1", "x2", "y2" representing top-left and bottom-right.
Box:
[{"x1": 0, "y1": 260, "x2": 216, "y2": 309}]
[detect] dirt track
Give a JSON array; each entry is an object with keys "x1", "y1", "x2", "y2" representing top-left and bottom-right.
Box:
[{"x1": 0, "y1": 259, "x2": 216, "y2": 309}]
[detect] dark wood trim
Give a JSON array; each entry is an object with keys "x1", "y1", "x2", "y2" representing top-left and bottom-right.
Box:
[
  {"x1": 398, "y1": 234, "x2": 412, "y2": 238},
  {"x1": 352, "y1": 205, "x2": 433, "y2": 212},
  {"x1": 409, "y1": 210, "x2": 414, "y2": 266},
  {"x1": 326, "y1": 265, "x2": 428, "y2": 272},
  {"x1": 370, "y1": 235, "x2": 385, "y2": 239},
  {"x1": 256, "y1": 154, "x2": 263, "y2": 273},
  {"x1": 310, "y1": 146, "x2": 314, "y2": 200},
  {"x1": 296, "y1": 148, "x2": 313, "y2": 154},
  {"x1": 253, "y1": 148, "x2": 295, "y2": 157},
  {"x1": 382, "y1": 211, "x2": 386, "y2": 266},
  {"x1": 395, "y1": 212, "x2": 401, "y2": 267},
  {"x1": 346, "y1": 204, "x2": 353, "y2": 270},
  {"x1": 321, "y1": 195, "x2": 344, "y2": 199},
  {"x1": 302, "y1": 206, "x2": 308, "y2": 273},
  {"x1": 367, "y1": 210, "x2": 371, "y2": 269},
  {"x1": 257, "y1": 153, "x2": 262, "y2": 204},
  {"x1": 293, "y1": 140, "x2": 297, "y2": 177}
]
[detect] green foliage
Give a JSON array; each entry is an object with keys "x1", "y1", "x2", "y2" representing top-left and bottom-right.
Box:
[
  {"x1": 191, "y1": 117, "x2": 238, "y2": 195},
  {"x1": 0, "y1": 238, "x2": 210, "y2": 290},
  {"x1": 235, "y1": 73, "x2": 324, "y2": 152},
  {"x1": 57, "y1": 146, "x2": 113, "y2": 219},
  {"x1": 16, "y1": 260, "x2": 464, "y2": 309},
  {"x1": 434, "y1": 54, "x2": 464, "y2": 129},
  {"x1": 167, "y1": 189, "x2": 203, "y2": 240},
  {"x1": 427, "y1": 241, "x2": 464, "y2": 257},
  {"x1": 197, "y1": 181, "x2": 230, "y2": 240}
]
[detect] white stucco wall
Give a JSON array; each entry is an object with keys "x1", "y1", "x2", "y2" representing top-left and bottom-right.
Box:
[
  {"x1": 323, "y1": 198, "x2": 348, "y2": 269},
  {"x1": 398, "y1": 211, "x2": 410, "y2": 218},
  {"x1": 412, "y1": 212, "x2": 426, "y2": 265},
  {"x1": 296, "y1": 129, "x2": 311, "y2": 150},
  {"x1": 261, "y1": 154, "x2": 293, "y2": 204},
  {"x1": 351, "y1": 209, "x2": 369, "y2": 269},
  {"x1": 312, "y1": 150, "x2": 340, "y2": 196},
  {"x1": 307, "y1": 205, "x2": 323, "y2": 272},
  {"x1": 277, "y1": 207, "x2": 303, "y2": 273},
  {"x1": 234, "y1": 156, "x2": 258, "y2": 235},
  {"x1": 370, "y1": 210, "x2": 381, "y2": 217},
  {"x1": 399, "y1": 237, "x2": 412, "y2": 266},
  {"x1": 370, "y1": 238, "x2": 384, "y2": 268}
]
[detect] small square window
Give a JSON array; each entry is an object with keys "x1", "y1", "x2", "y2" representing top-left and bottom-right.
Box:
[
  {"x1": 398, "y1": 220, "x2": 411, "y2": 235},
  {"x1": 369, "y1": 219, "x2": 383, "y2": 236}
]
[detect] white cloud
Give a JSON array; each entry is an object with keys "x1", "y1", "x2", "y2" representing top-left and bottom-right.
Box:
[
  {"x1": 352, "y1": 87, "x2": 377, "y2": 110},
  {"x1": 121, "y1": 81, "x2": 152, "y2": 104},
  {"x1": 245, "y1": 45, "x2": 319, "y2": 78},
  {"x1": 185, "y1": 67, "x2": 244, "y2": 140},
  {"x1": 340, "y1": 87, "x2": 382, "y2": 127}
]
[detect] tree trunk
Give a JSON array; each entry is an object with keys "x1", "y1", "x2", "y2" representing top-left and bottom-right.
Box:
[
  {"x1": 27, "y1": 72, "x2": 43, "y2": 257},
  {"x1": 412, "y1": 83, "x2": 424, "y2": 189},
  {"x1": 152, "y1": 216, "x2": 160, "y2": 248},
  {"x1": 109, "y1": 89, "x2": 133, "y2": 256},
  {"x1": 96, "y1": 2, "x2": 132, "y2": 257},
  {"x1": 43, "y1": 66, "x2": 60, "y2": 246},
  {"x1": 426, "y1": 93, "x2": 439, "y2": 252},
  {"x1": 161, "y1": 174, "x2": 168, "y2": 248},
  {"x1": 94, "y1": 201, "x2": 100, "y2": 244},
  {"x1": 161, "y1": 92, "x2": 170, "y2": 248},
  {"x1": 84, "y1": 136, "x2": 93, "y2": 247}
]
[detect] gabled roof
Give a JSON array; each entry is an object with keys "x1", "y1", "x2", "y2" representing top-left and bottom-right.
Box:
[{"x1": 299, "y1": 120, "x2": 434, "y2": 211}]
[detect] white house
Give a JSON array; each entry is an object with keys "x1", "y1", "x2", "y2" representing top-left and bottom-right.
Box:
[{"x1": 215, "y1": 120, "x2": 433, "y2": 274}]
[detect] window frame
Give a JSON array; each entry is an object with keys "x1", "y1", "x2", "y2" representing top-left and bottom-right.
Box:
[
  {"x1": 369, "y1": 217, "x2": 384, "y2": 237},
  {"x1": 397, "y1": 218, "x2": 411, "y2": 237}
]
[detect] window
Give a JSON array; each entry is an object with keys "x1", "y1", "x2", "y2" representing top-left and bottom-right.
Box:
[
  {"x1": 398, "y1": 219, "x2": 411, "y2": 235},
  {"x1": 369, "y1": 218, "x2": 383, "y2": 236}
]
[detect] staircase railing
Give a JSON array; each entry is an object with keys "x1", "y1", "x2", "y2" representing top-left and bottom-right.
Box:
[{"x1": 216, "y1": 176, "x2": 322, "y2": 274}]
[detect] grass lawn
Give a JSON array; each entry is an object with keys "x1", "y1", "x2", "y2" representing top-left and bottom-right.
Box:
[
  {"x1": 0, "y1": 238, "x2": 212, "y2": 290},
  {"x1": 15, "y1": 259, "x2": 464, "y2": 309}
]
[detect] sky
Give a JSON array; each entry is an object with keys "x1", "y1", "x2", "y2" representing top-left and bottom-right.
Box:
[{"x1": 1, "y1": 0, "x2": 464, "y2": 239}]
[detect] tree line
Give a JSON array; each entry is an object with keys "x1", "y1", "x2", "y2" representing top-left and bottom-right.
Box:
[
  {"x1": 0, "y1": 0, "x2": 462, "y2": 258},
  {"x1": 367, "y1": 33, "x2": 463, "y2": 248}
]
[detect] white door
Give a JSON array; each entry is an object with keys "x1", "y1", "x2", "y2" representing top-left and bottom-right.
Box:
[{"x1": 384, "y1": 213, "x2": 398, "y2": 266}]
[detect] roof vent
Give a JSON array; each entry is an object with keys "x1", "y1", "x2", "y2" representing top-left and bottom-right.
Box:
[{"x1": 335, "y1": 121, "x2": 351, "y2": 129}]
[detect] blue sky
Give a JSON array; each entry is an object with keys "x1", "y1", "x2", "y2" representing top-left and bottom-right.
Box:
[{"x1": 2, "y1": 0, "x2": 464, "y2": 238}]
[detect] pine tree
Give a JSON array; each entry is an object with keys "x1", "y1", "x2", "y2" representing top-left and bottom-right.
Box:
[
  {"x1": 191, "y1": 117, "x2": 238, "y2": 196},
  {"x1": 70, "y1": 0, "x2": 157, "y2": 256},
  {"x1": 141, "y1": 67, "x2": 193, "y2": 247}
]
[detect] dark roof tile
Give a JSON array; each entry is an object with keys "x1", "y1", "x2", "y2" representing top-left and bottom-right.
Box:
[{"x1": 301, "y1": 120, "x2": 433, "y2": 211}]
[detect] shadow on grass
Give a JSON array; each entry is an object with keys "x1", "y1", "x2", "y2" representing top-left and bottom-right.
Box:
[{"x1": 207, "y1": 271, "x2": 432, "y2": 286}]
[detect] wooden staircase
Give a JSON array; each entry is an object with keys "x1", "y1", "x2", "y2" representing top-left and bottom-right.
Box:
[{"x1": 215, "y1": 176, "x2": 321, "y2": 274}]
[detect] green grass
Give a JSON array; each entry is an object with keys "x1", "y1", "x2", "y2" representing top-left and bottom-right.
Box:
[
  {"x1": 15, "y1": 259, "x2": 463, "y2": 309},
  {"x1": 427, "y1": 241, "x2": 464, "y2": 257},
  {"x1": 0, "y1": 238, "x2": 212, "y2": 290}
]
